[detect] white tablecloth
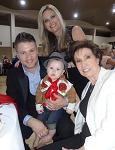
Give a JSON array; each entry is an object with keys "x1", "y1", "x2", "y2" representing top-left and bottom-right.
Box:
[{"x1": 0, "y1": 104, "x2": 25, "y2": 150}]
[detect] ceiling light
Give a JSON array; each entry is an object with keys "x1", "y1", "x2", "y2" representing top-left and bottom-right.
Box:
[
  {"x1": 106, "y1": 22, "x2": 110, "y2": 25},
  {"x1": 20, "y1": 0, "x2": 26, "y2": 6},
  {"x1": 112, "y1": 8, "x2": 115, "y2": 13},
  {"x1": 112, "y1": 4, "x2": 115, "y2": 13},
  {"x1": 73, "y1": 13, "x2": 78, "y2": 18}
]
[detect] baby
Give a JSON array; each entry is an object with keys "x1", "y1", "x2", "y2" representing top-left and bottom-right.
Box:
[{"x1": 34, "y1": 52, "x2": 79, "y2": 148}]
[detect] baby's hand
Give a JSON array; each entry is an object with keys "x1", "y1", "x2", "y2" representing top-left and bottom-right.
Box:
[
  {"x1": 66, "y1": 109, "x2": 74, "y2": 114},
  {"x1": 37, "y1": 109, "x2": 44, "y2": 114},
  {"x1": 36, "y1": 104, "x2": 44, "y2": 114}
]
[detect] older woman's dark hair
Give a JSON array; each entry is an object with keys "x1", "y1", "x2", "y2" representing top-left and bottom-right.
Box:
[{"x1": 72, "y1": 40, "x2": 102, "y2": 66}]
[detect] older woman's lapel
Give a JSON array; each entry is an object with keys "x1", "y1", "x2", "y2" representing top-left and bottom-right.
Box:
[{"x1": 86, "y1": 68, "x2": 111, "y2": 133}]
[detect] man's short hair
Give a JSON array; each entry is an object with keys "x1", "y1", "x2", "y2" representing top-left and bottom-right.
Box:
[{"x1": 14, "y1": 32, "x2": 36, "y2": 48}]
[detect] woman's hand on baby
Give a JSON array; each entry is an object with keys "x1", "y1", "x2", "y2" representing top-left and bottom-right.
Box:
[
  {"x1": 66, "y1": 109, "x2": 74, "y2": 114},
  {"x1": 62, "y1": 146, "x2": 85, "y2": 150},
  {"x1": 62, "y1": 147, "x2": 77, "y2": 150},
  {"x1": 68, "y1": 62, "x2": 75, "y2": 68},
  {"x1": 78, "y1": 146, "x2": 85, "y2": 150},
  {"x1": 45, "y1": 94, "x2": 68, "y2": 110},
  {"x1": 62, "y1": 147, "x2": 83, "y2": 150},
  {"x1": 14, "y1": 60, "x2": 20, "y2": 68}
]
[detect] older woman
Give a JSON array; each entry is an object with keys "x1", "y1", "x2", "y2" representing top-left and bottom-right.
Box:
[{"x1": 38, "y1": 40, "x2": 115, "y2": 150}]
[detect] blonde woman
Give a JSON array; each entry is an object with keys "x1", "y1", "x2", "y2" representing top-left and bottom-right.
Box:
[
  {"x1": 38, "y1": 4, "x2": 88, "y2": 98},
  {"x1": 38, "y1": 4, "x2": 86, "y2": 57}
]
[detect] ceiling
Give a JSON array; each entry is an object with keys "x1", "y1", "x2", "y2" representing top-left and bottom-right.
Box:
[{"x1": 0, "y1": 0, "x2": 115, "y2": 31}]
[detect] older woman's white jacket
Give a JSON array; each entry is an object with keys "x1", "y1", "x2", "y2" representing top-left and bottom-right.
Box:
[{"x1": 75, "y1": 67, "x2": 115, "y2": 150}]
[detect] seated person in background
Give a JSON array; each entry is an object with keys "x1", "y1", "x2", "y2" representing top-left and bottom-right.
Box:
[
  {"x1": 109, "y1": 48, "x2": 115, "y2": 59},
  {"x1": 12, "y1": 55, "x2": 19, "y2": 67},
  {"x1": 0, "y1": 94, "x2": 24, "y2": 150},
  {"x1": 2, "y1": 56, "x2": 12, "y2": 75},
  {"x1": 100, "y1": 43, "x2": 115, "y2": 69},
  {"x1": 34, "y1": 52, "x2": 79, "y2": 148}
]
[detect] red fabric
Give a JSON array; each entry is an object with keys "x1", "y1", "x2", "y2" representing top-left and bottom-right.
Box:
[
  {"x1": 45, "y1": 77, "x2": 59, "y2": 101},
  {"x1": 59, "y1": 83, "x2": 67, "y2": 91},
  {"x1": 0, "y1": 94, "x2": 18, "y2": 112},
  {"x1": 41, "y1": 81, "x2": 48, "y2": 88}
]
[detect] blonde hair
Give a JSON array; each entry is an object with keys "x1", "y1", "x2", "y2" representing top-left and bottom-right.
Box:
[{"x1": 38, "y1": 4, "x2": 67, "y2": 53}]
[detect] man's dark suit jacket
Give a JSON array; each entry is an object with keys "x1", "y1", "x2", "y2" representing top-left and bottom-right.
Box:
[{"x1": 6, "y1": 56, "x2": 47, "y2": 138}]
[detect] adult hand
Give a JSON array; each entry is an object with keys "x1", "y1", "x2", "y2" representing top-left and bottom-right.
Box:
[
  {"x1": 68, "y1": 62, "x2": 75, "y2": 68},
  {"x1": 62, "y1": 146, "x2": 84, "y2": 150},
  {"x1": 45, "y1": 94, "x2": 68, "y2": 110},
  {"x1": 78, "y1": 146, "x2": 85, "y2": 150},
  {"x1": 27, "y1": 117, "x2": 48, "y2": 138},
  {"x1": 14, "y1": 60, "x2": 20, "y2": 68},
  {"x1": 62, "y1": 147, "x2": 76, "y2": 150}
]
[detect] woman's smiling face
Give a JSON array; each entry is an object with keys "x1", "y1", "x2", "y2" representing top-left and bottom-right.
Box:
[
  {"x1": 74, "y1": 48, "x2": 100, "y2": 83},
  {"x1": 43, "y1": 9, "x2": 61, "y2": 35}
]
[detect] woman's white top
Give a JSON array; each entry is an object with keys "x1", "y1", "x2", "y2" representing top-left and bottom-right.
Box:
[
  {"x1": 75, "y1": 67, "x2": 115, "y2": 150},
  {"x1": 0, "y1": 104, "x2": 25, "y2": 150}
]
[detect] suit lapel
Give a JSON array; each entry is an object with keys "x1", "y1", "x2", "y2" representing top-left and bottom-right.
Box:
[
  {"x1": 88, "y1": 68, "x2": 111, "y2": 105},
  {"x1": 17, "y1": 67, "x2": 29, "y2": 103},
  {"x1": 86, "y1": 68, "x2": 111, "y2": 133}
]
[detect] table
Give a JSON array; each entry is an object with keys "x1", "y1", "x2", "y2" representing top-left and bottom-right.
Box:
[{"x1": 0, "y1": 104, "x2": 25, "y2": 150}]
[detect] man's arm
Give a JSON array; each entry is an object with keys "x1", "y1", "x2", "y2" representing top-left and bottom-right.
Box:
[
  {"x1": 6, "y1": 69, "x2": 28, "y2": 121},
  {"x1": 6, "y1": 69, "x2": 48, "y2": 138}
]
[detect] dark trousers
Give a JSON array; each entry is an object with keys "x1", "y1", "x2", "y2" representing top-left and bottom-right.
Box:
[
  {"x1": 53, "y1": 112, "x2": 74, "y2": 141},
  {"x1": 20, "y1": 122, "x2": 33, "y2": 150},
  {"x1": 38, "y1": 134, "x2": 84, "y2": 150},
  {"x1": 21, "y1": 111, "x2": 74, "y2": 150},
  {"x1": 19, "y1": 94, "x2": 37, "y2": 150},
  {"x1": 38, "y1": 112, "x2": 79, "y2": 150},
  {"x1": 38, "y1": 108, "x2": 64, "y2": 126}
]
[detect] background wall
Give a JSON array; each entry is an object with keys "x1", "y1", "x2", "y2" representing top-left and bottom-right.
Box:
[
  {"x1": 86, "y1": 35, "x2": 109, "y2": 45},
  {"x1": 0, "y1": 25, "x2": 115, "y2": 61},
  {"x1": 0, "y1": 47, "x2": 12, "y2": 61},
  {"x1": 0, "y1": 25, "x2": 11, "y2": 47}
]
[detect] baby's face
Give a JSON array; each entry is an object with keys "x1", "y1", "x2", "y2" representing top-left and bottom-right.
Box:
[{"x1": 47, "y1": 59, "x2": 65, "y2": 81}]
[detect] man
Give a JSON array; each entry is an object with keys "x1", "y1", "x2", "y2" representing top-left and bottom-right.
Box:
[
  {"x1": 6, "y1": 32, "x2": 48, "y2": 149},
  {"x1": 6, "y1": 32, "x2": 74, "y2": 150}
]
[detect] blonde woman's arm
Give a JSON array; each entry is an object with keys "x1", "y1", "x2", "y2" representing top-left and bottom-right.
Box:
[
  {"x1": 72, "y1": 26, "x2": 86, "y2": 41},
  {"x1": 68, "y1": 26, "x2": 86, "y2": 68}
]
